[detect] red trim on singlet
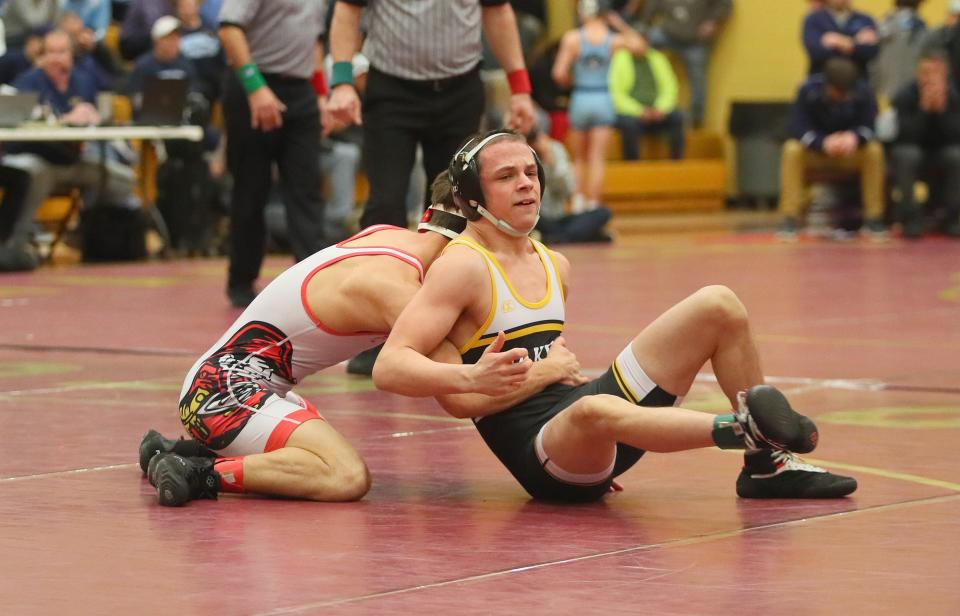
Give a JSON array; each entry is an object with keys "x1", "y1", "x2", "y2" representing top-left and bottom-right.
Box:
[
  {"x1": 264, "y1": 406, "x2": 324, "y2": 452},
  {"x1": 336, "y1": 225, "x2": 425, "y2": 271},
  {"x1": 337, "y1": 224, "x2": 403, "y2": 245},
  {"x1": 300, "y1": 227, "x2": 426, "y2": 335}
]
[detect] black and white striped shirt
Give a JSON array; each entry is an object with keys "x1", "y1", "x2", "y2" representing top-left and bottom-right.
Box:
[
  {"x1": 340, "y1": 0, "x2": 507, "y2": 80},
  {"x1": 219, "y1": 0, "x2": 327, "y2": 79}
]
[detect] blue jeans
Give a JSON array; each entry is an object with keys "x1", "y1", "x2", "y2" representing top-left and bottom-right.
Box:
[
  {"x1": 647, "y1": 28, "x2": 710, "y2": 127},
  {"x1": 319, "y1": 139, "x2": 361, "y2": 240},
  {"x1": 615, "y1": 111, "x2": 685, "y2": 160}
]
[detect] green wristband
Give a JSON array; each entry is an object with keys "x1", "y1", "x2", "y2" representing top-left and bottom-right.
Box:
[
  {"x1": 331, "y1": 61, "x2": 354, "y2": 88},
  {"x1": 236, "y1": 63, "x2": 267, "y2": 94}
]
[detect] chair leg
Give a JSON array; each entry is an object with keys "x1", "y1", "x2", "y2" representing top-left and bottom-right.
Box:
[{"x1": 41, "y1": 190, "x2": 83, "y2": 263}]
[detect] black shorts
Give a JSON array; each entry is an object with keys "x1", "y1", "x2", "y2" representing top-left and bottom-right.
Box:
[{"x1": 474, "y1": 367, "x2": 677, "y2": 503}]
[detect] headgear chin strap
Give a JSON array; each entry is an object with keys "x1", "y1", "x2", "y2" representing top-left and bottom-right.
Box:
[
  {"x1": 417, "y1": 203, "x2": 467, "y2": 240},
  {"x1": 475, "y1": 203, "x2": 540, "y2": 238}
]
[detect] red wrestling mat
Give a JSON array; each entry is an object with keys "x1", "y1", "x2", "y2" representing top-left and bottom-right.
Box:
[{"x1": 1, "y1": 235, "x2": 958, "y2": 615}]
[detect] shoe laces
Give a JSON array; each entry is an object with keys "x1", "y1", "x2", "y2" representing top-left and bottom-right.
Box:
[
  {"x1": 735, "y1": 390, "x2": 760, "y2": 450},
  {"x1": 770, "y1": 450, "x2": 826, "y2": 474}
]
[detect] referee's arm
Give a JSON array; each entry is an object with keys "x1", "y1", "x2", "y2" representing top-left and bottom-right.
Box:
[
  {"x1": 481, "y1": 2, "x2": 526, "y2": 75},
  {"x1": 327, "y1": 1, "x2": 364, "y2": 126},
  {"x1": 220, "y1": 24, "x2": 287, "y2": 131},
  {"x1": 481, "y1": 2, "x2": 535, "y2": 133}
]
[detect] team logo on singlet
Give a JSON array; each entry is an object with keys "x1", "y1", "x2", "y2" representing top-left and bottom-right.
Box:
[
  {"x1": 179, "y1": 321, "x2": 295, "y2": 449},
  {"x1": 501, "y1": 299, "x2": 516, "y2": 313}
]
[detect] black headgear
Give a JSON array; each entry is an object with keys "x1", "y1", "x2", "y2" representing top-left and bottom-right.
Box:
[{"x1": 448, "y1": 129, "x2": 546, "y2": 224}]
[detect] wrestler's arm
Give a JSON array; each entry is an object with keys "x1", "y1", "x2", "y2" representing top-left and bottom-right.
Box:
[
  {"x1": 429, "y1": 339, "x2": 574, "y2": 419},
  {"x1": 373, "y1": 248, "x2": 531, "y2": 397}
]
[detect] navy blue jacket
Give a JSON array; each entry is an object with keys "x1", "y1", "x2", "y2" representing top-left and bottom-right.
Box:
[
  {"x1": 8, "y1": 67, "x2": 99, "y2": 163},
  {"x1": 12, "y1": 67, "x2": 98, "y2": 114},
  {"x1": 789, "y1": 74, "x2": 877, "y2": 152},
  {"x1": 803, "y1": 9, "x2": 879, "y2": 75}
]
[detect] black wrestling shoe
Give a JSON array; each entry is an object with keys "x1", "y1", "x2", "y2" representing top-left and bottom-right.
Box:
[
  {"x1": 147, "y1": 453, "x2": 220, "y2": 507},
  {"x1": 139, "y1": 429, "x2": 216, "y2": 476},
  {"x1": 736, "y1": 450, "x2": 858, "y2": 498},
  {"x1": 736, "y1": 385, "x2": 819, "y2": 454},
  {"x1": 345, "y1": 343, "x2": 383, "y2": 376}
]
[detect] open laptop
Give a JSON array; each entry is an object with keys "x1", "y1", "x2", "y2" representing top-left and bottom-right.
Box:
[
  {"x1": 136, "y1": 77, "x2": 188, "y2": 126},
  {"x1": 0, "y1": 92, "x2": 40, "y2": 127}
]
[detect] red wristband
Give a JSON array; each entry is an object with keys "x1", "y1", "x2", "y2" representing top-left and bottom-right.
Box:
[
  {"x1": 312, "y1": 70, "x2": 328, "y2": 97},
  {"x1": 507, "y1": 69, "x2": 532, "y2": 95}
]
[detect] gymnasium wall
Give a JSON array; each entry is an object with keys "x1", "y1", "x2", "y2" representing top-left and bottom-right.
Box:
[{"x1": 545, "y1": 0, "x2": 951, "y2": 195}]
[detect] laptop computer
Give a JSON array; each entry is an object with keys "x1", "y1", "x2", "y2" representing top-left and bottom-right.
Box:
[
  {"x1": 136, "y1": 77, "x2": 188, "y2": 126},
  {"x1": 0, "y1": 92, "x2": 40, "y2": 127}
]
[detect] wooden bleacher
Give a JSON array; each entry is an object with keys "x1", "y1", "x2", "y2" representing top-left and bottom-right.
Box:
[{"x1": 575, "y1": 130, "x2": 728, "y2": 214}]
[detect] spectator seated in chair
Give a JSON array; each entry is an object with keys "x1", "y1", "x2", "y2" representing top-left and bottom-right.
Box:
[
  {"x1": 777, "y1": 56, "x2": 886, "y2": 239},
  {"x1": 1, "y1": 29, "x2": 137, "y2": 269},
  {"x1": 889, "y1": 49, "x2": 960, "y2": 238}
]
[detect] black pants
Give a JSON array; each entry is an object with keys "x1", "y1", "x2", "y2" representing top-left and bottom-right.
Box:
[
  {"x1": 0, "y1": 164, "x2": 30, "y2": 245},
  {"x1": 360, "y1": 65, "x2": 485, "y2": 228},
  {"x1": 889, "y1": 143, "x2": 960, "y2": 221},
  {"x1": 224, "y1": 75, "x2": 324, "y2": 289}
]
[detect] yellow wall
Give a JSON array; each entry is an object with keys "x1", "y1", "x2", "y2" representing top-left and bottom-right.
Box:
[
  {"x1": 546, "y1": 0, "x2": 951, "y2": 193},
  {"x1": 708, "y1": 0, "x2": 948, "y2": 127}
]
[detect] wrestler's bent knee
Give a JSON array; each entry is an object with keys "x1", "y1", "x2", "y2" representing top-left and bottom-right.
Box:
[{"x1": 566, "y1": 394, "x2": 622, "y2": 437}]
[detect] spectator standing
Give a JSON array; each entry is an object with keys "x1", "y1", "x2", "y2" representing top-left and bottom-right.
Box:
[
  {"x1": 528, "y1": 39, "x2": 570, "y2": 139},
  {"x1": 890, "y1": 50, "x2": 960, "y2": 237},
  {"x1": 328, "y1": 0, "x2": 536, "y2": 375},
  {"x1": 0, "y1": 26, "x2": 46, "y2": 85},
  {"x1": 778, "y1": 57, "x2": 886, "y2": 239},
  {"x1": 553, "y1": 0, "x2": 643, "y2": 212},
  {"x1": 60, "y1": 0, "x2": 112, "y2": 41},
  {"x1": 119, "y1": 0, "x2": 174, "y2": 61},
  {"x1": 640, "y1": 0, "x2": 732, "y2": 128},
  {"x1": 59, "y1": 11, "x2": 120, "y2": 92},
  {"x1": 175, "y1": 0, "x2": 225, "y2": 105},
  {"x1": 219, "y1": 0, "x2": 329, "y2": 308},
  {"x1": 1, "y1": 0, "x2": 58, "y2": 48},
  {"x1": 609, "y1": 45, "x2": 684, "y2": 160},
  {"x1": 872, "y1": 0, "x2": 927, "y2": 101},
  {"x1": 126, "y1": 16, "x2": 196, "y2": 102},
  {"x1": 803, "y1": 0, "x2": 879, "y2": 77},
  {"x1": 920, "y1": 1, "x2": 960, "y2": 92},
  {"x1": 126, "y1": 16, "x2": 215, "y2": 254},
  {"x1": 198, "y1": 0, "x2": 221, "y2": 26},
  {"x1": 320, "y1": 52, "x2": 368, "y2": 242}
]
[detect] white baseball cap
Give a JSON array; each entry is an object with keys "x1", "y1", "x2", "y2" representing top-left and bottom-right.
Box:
[{"x1": 151, "y1": 16, "x2": 181, "y2": 40}]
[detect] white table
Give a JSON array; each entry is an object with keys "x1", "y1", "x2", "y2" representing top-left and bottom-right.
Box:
[
  {"x1": 0, "y1": 124, "x2": 202, "y2": 142},
  {"x1": 0, "y1": 124, "x2": 204, "y2": 252}
]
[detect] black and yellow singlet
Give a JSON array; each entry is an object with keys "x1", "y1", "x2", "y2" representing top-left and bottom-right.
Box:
[{"x1": 450, "y1": 236, "x2": 565, "y2": 367}]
